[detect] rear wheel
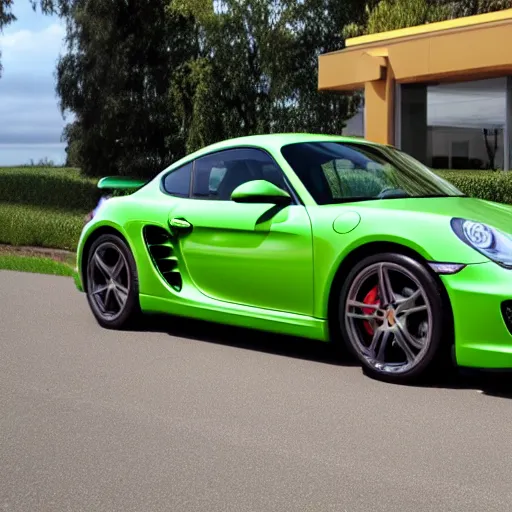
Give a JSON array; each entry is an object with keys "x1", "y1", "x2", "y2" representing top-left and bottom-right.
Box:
[
  {"x1": 85, "y1": 233, "x2": 141, "y2": 329},
  {"x1": 337, "y1": 252, "x2": 450, "y2": 384}
]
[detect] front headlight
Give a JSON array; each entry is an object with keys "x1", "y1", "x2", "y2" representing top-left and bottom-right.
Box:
[{"x1": 451, "y1": 218, "x2": 512, "y2": 268}]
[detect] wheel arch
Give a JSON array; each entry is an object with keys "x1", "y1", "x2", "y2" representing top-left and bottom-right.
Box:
[
  {"x1": 326, "y1": 241, "x2": 455, "y2": 343},
  {"x1": 79, "y1": 224, "x2": 132, "y2": 291}
]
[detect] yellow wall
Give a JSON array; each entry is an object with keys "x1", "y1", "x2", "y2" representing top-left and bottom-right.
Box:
[
  {"x1": 364, "y1": 60, "x2": 395, "y2": 145},
  {"x1": 318, "y1": 9, "x2": 512, "y2": 145}
]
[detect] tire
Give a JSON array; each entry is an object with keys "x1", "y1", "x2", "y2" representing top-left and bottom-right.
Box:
[
  {"x1": 85, "y1": 233, "x2": 142, "y2": 330},
  {"x1": 337, "y1": 252, "x2": 451, "y2": 384}
]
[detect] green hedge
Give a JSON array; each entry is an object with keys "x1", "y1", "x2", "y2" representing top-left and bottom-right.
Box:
[
  {"x1": 0, "y1": 167, "x2": 98, "y2": 251},
  {"x1": 0, "y1": 203, "x2": 85, "y2": 251},
  {"x1": 0, "y1": 167, "x2": 101, "y2": 213},
  {"x1": 436, "y1": 170, "x2": 512, "y2": 204}
]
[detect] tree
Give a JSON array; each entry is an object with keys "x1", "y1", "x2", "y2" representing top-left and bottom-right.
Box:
[
  {"x1": 51, "y1": 0, "x2": 198, "y2": 178},
  {"x1": 6, "y1": 0, "x2": 366, "y2": 176},
  {"x1": 446, "y1": 0, "x2": 512, "y2": 17},
  {"x1": 343, "y1": 0, "x2": 512, "y2": 38},
  {"x1": 343, "y1": 0, "x2": 452, "y2": 38},
  {"x1": 168, "y1": 0, "x2": 367, "y2": 153},
  {"x1": 483, "y1": 128, "x2": 499, "y2": 170}
]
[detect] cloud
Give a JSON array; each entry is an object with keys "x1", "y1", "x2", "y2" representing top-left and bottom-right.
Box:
[
  {"x1": 0, "y1": 22, "x2": 68, "y2": 148},
  {"x1": 1, "y1": 23, "x2": 66, "y2": 69}
]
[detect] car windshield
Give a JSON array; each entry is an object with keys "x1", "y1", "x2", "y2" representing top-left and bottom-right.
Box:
[{"x1": 280, "y1": 141, "x2": 464, "y2": 205}]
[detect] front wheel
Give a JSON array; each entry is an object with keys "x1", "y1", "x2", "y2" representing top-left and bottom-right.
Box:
[
  {"x1": 337, "y1": 253, "x2": 451, "y2": 384},
  {"x1": 85, "y1": 233, "x2": 142, "y2": 329}
]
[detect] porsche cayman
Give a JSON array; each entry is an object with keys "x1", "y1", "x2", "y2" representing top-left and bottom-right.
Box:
[{"x1": 75, "y1": 134, "x2": 512, "y2": 383}]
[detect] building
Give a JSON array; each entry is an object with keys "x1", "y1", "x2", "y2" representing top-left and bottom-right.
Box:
[{"x1": 318, "y1": 9, "x2": 512, "y2": 171}]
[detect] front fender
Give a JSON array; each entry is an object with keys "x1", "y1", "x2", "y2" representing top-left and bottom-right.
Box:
[{"x1": 307, "y1": 204, "x2": 488, "y2": 319}]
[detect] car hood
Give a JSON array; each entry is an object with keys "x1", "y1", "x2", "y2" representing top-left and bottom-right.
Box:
[
  {"x1": 354, "y1": 196, "x2": 512, "y2": 234},
  {"x1": 312, "y1": 196, "x2": 512, "y2": 265}
]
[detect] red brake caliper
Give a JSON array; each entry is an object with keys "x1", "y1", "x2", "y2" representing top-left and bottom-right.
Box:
[{"x1": 362, "y1": 285, "x2": 380, "y2": 335}]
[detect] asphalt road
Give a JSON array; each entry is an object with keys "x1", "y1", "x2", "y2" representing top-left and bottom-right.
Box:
[{"x1": 2, "y1": 270, "x2": 512, "y2": 512}]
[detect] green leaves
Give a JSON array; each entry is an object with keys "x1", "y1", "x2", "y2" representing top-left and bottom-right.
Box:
[
  {"x1": 52, "y1": 0, "x2": 198, "y2": 178},
  {"x1": 169, "y1": 0, "x2": 365, "y2": 154},
  {"x1": 343, "y1": 0, "x2": 452, "y2": 37},
  {"x1": 346, "y1": 0, "x2": 512, "y2": 38},
  {"x1": 437, "y1": 170, "x2": 512, "y2": 205}
]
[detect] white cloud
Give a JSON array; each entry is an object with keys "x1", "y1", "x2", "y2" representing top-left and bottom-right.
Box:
[{"x1": 1, "y1": 22, "x2": 66, "y2": 70}]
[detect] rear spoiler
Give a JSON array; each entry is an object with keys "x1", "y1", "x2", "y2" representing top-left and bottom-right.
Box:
[{"x1": 97, "y1": 176, "x2": 147, "y2": 191}]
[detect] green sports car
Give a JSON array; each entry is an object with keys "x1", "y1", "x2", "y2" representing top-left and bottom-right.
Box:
[{"x1": 76, "y1": 133, "x2": 512, "y2": 383}]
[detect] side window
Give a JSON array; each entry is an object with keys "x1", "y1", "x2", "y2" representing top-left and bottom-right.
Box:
[
  {"x1": 162, "y1": 162, "x2": 192, "y2": 197},
  {"x1": 191, "y1": 148, "x2": 289, "y2": 201}
]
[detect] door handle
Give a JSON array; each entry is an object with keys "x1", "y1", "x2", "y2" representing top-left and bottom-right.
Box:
[{"x1": 169, "y1": 217, "x2": 192, "y2": 230}]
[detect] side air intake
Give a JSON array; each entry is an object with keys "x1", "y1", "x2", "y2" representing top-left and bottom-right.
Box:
[{"x1": 143, "y1": 225, "x2": 183, "y2": 292}]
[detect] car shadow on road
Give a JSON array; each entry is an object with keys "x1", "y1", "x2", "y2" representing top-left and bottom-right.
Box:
[
  {"x1": 431, "y1": 369, "x2": 512, "y2": 400},
  {"x1": 138, "y1": 313, "x2": 358, "y2": 367},
  {"x1": 137, "y1": 314, "x2": 512, "y2": 400}
]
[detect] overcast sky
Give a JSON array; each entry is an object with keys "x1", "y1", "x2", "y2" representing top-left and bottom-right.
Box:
[{"x1": 0, "y1": 2, "x2": 67, "y2": 165}]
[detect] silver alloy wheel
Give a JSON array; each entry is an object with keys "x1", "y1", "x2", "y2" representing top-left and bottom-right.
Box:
[
  {"x1": 87, "y1": 242, "x2": 130, "y2": 321},
  {"x1": 344, "y1": 262, "x2": 433, "y2": 374}
]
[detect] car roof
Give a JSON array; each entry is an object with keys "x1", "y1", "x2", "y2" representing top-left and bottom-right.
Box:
[
  {"x1": 195, "y1": 133, "x2": 378, "y2": 153},
  {"x1": 161, "y1": 133, "x2": 382, "y2": 174}
]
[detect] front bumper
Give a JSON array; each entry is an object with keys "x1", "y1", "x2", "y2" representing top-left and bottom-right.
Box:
[{"x1": 442, "y1": 262, "x2": 512, "y2": 368}]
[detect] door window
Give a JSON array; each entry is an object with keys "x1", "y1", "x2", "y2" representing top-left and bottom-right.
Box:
[
  {"x1": 191, "y1": 148, "x2": 288, "y2": 201},
  {"x1": 162, "y1": 162, "x2": 193, "y2": 197}
]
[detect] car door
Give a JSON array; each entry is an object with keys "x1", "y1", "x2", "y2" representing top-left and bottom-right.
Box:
[{"x1": 167, "y1": 147, "x2": 314, "y2": 317}]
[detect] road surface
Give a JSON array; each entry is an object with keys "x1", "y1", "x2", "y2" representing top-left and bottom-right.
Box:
[{"x1": 2, "y1": 270, "x2": 512, "y2": 511}]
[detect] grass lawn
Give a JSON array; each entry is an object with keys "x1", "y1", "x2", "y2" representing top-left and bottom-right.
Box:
[
  {"x1": 0, "y1": 246, "x2": 81, "y2": 286},
  {"x1": 0, "y1": 253, "x2": 74, "y2": 276}
]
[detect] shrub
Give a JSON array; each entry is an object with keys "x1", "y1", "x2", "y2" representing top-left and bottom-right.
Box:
[
  {"x1": 0, "y1": 203, "x2": 84, "y2": 251},
  {"x1": 0, "y1": 167, "x2": 101, "y2": 213},
  {"x1": 0, "y1": 167, "x2": 96, "y2": 251},
  {"x1": 435, "y1": 170, "x2": 512, "y2": 205}
]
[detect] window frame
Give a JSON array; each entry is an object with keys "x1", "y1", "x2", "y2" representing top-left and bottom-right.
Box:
[{"x1": 160, "y1": 145, "x2": 302, "y2": 205}]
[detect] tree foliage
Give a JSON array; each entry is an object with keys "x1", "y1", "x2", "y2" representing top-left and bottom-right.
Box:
[
  {"x1": 447, "y1": 0, "x2": 512, "y2": 16},
  {"x1": 168, "y1": 0, "x2": 367, "y2": 154},
  {"x1": 343, "y1": 0, "x2": 452, "y2": 38},
  {"x1": 0, "y1": 0, "x2": 366, "y2": 177},
  {"x1": 52, "y1": 0, "x2": 198, "y2": 177},
  {"x1": 344, "y1": 0, "x2": 512, "y2": 38}
]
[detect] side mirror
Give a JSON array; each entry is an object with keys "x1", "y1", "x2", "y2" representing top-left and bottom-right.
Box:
[{"x1": 231, "y1": 180, "x2": 292, "y2": 205}]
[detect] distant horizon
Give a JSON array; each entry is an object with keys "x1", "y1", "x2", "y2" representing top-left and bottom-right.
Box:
[{"x1": 0, "y1": 143, "x2": 67, "y2": 166}]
